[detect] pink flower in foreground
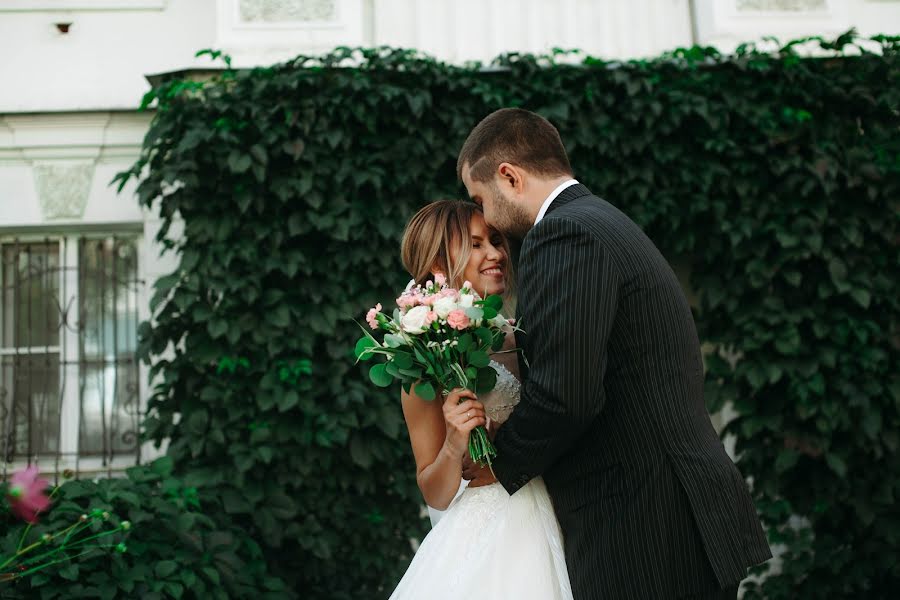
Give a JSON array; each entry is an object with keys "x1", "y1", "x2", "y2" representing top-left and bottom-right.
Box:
[
  {"x1": 424, "y1": 311, "x2": 438, "y2": 327},
  {"x1": 396, "y1": 293, "x2": 423, "y2": 310},
  {"x1": 6, "y1": 466, "x2": 51, "y2": 524},
  {"x1": 434, "y1": 273, "x2": 447, "y2": 287},
  {"x1": 447, "y1": 309, "x2": 470, "y2": 330},
  {"x1": 366, "y1": 303, "x2": 382, "y2": 329}
]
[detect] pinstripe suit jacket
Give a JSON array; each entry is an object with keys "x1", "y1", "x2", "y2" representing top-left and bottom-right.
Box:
[{"x1": 492, "y1": 184, "x2": 771, "y2": 599}]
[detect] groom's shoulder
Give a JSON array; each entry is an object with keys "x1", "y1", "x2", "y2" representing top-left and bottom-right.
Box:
[
  {"x1": 544, "y1": 193, "x2": 632, "y2": 232},
  {"x1": 528, "y1": 194, "x2": 649, "y2": 260}
]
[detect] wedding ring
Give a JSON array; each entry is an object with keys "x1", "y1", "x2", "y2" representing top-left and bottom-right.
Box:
[{"x1": 467, "y1": 411, "x2": 471, "y2": 419}]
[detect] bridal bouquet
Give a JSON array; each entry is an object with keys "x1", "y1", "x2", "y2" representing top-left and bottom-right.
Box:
[{"x1": 354, "y1": 275, "x2": 513, "y2": 468}]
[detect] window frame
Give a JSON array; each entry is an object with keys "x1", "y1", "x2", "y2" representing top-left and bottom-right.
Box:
[{"x1": 0, "y1": 231, "x2": 152, "y2": 481}]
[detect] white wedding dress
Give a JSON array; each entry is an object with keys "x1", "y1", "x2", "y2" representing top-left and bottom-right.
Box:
[{"x1": 389, "y1": 361, "x2": 574, "y2": 600}]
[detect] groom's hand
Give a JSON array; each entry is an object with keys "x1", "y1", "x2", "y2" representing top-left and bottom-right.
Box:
[
  {"x1": 461, "y1": 454, "x2": 480, "y2": 481},
  {"x1": 462, "y1": 418, "x2": 500, "y2": 487},
  {"x1": 462, "y1": 457, "x2": 497, "y2": 487}
]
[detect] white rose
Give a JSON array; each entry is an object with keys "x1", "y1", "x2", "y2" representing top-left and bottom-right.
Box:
[
  {"x1": 490, "y1": 313, "x2": 507, "y2": 329},
  {"x1": 432, "y1": 296, "x2": 458, "y2": 319},
  {"x1": 459, "y1": 294, "x2": 475, "y2": 308},
  {"x1": 400, "y1": 305, "x2": 431, "y2": 334}
]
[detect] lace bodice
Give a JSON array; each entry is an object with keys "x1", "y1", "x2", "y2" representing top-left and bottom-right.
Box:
[{"x1": 480, "y1": 360, "x2": 521, "y2": 424}]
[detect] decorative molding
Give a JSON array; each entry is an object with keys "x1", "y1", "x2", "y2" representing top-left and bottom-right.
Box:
[
  {"x1": 0, "y1": 113, "x2": 149, "y2": 165},
  {"x1": 736, "y1": 0, "x2": 826, "y2": 10},
  {"x1": 238, "y1": 0, "x2": 336, "y2": 23},
  {"x1": 33, "y1": 162, "x2": 95, "y2": 220},
  {"x1": 215, "y1": 0, "x2": 364, "y2": 58},
  {"x1": 0, "y1": 0, "x2": 166, "y2": 11},
  {"x1": 693, "y1": 0, "x2": 850, "y2": 45}
]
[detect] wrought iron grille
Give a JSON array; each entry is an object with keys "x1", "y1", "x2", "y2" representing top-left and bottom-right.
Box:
[{"x1": 0, "y1": 236, "x2": 145, "y2": 482}]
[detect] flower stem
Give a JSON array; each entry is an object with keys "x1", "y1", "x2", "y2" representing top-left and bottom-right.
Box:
[
  {"x1": 2, "y1": 547, "x2": 116, "y2": 582},
  {"x1": 15, "y1": 525, "x2": 123, "y2": 568},
  {"x1": 16, "y1": 483, "x2": 63, "y2": 553}
]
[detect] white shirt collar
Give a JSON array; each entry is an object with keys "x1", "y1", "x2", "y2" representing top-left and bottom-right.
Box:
[{"x1": 534, "y1": 179, "x2": 579, "y2": 226}]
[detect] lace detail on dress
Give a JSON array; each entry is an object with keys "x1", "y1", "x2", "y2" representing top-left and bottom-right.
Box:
[{"x1": 481, "y1": 360, "x2": 521, "y2": 424}]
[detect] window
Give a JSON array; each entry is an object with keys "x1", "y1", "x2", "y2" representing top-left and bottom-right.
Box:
[{"x1": 1, "y1": 235, "x2": 144, "y2": 480}]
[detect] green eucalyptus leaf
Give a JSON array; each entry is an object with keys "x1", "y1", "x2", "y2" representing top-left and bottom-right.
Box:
[
  {"x1": 393, "y1": 351, "x2": 414, "y2": 369},
  {"x1": 456, "y1": 333, "x2": 473, "y2": 353},
  {"x1": 468, "y1": 350, "x2": 490, "y2": 369},
  {"x1": 369, "y1": 363, "x2": 393, "y2": 387},
  {"x1": 475, "y1": 366, "x2": 498, "y2": 394},
  {"x1": 413, "y1": 381, "x2": 436, "y2": 401},
  {"x1": 384, "y1": 333, "x2": 405, "y2": 348},
  {"x1": 354, "y1": 337, "x2": 378, "y2": 360}
]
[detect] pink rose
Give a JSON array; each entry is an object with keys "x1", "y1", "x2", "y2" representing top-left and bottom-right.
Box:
[
  {"x1": 447, "y1": 309, "x2": 470, "y2": 330},
  {"x1": 434, "y1": 273, "x2": 447, "y2": 287},
  {"x1": 366, "y1": 303, "x2": 382, "y2": 329},
  {"x1": 424, "y1": 311, "x2": 438, "y2": 327},
  {"x1": 6, "y1": 466, "x2": 51, "y2": 524}
]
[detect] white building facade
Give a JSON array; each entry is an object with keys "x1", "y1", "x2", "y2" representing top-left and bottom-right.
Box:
[{"x1": 1, "y1": 0, "x2": 897, "y2": 478}]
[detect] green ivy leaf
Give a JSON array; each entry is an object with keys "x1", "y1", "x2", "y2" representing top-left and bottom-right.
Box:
[
  {"x1": 349, "y1": 435, "x2": 372, "y2": 468},
  {"x1": 58, "y1": 564, "x2": 79, "y2": 581},
  {"x1": 775, "y1": 449, "x2": 799, "y2": 473},
  {"x1": 850, "y1": 288, "x2": 871, "y2": 308},
  {"x1": 825, "y1": 453, "x2": 848, "y2": 478},
  {"x1": 227, "y1": 152, "x2": 252, "y2": 174},
  {"x1": 155, "y1": 560, "x2": 179, "y2": 579}
]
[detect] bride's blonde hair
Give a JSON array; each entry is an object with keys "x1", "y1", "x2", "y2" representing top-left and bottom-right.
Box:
[{"x1": 400, "y1": 200, "x2": 515, "y2": 301}]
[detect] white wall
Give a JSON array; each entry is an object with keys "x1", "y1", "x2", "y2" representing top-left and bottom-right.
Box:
[
  {"x1": 370, "y1": 0, "x2": 693, "y2": 65},
  {"x1": 3, "y1": 1, "x2": 897, "y2": 115},
  {"x1": 0, "y1": 0, "x2": 693, "y2": 115},
  {"x1": 0, "y1": 1, "x2": 216, "y2": 113}
]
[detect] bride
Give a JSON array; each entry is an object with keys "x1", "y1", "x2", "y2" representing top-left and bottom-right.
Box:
[{"x1": 389, "y1": 200, "x2": 573, "y2": 600}]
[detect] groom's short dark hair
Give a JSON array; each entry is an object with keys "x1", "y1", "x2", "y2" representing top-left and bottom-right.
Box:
[{"x1": 457, "y1": 108, "x2": 573, "y2": 183}]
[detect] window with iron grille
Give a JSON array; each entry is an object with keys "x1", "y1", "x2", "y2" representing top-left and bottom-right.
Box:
[{"x1": 0, "y1": 235, "x2": 145, "y2": 481}]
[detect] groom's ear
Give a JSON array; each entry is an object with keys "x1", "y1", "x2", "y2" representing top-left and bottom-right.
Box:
[{"x1": 497, "y1": 162, "x2": 525, "y2": 193}]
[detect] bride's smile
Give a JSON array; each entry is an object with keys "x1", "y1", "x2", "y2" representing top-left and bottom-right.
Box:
[{"x1": 458, "y1": 212, "x2": 508, "y2": 297}]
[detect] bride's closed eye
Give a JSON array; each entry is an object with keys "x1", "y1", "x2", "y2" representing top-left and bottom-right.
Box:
[{"x1": 473, "y1": 237, "x2": 503, "y2": 249}]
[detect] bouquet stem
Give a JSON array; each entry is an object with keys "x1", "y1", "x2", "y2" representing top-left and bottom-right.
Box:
[
  {"x1": 454, "y1": 376, "x2": 497, "y2": 473},
  {"x1": 468, "y1": 425, "x2": 497, "y2": 477}
]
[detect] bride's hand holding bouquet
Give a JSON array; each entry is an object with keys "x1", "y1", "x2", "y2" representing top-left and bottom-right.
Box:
[{"x1": 354, "y1": 274, "x2": 514, "y2": 469}]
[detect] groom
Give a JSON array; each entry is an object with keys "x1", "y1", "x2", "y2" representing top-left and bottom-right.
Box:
[{"x1": 458, "y1": 108, "x2": 771, "y2": 599}]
